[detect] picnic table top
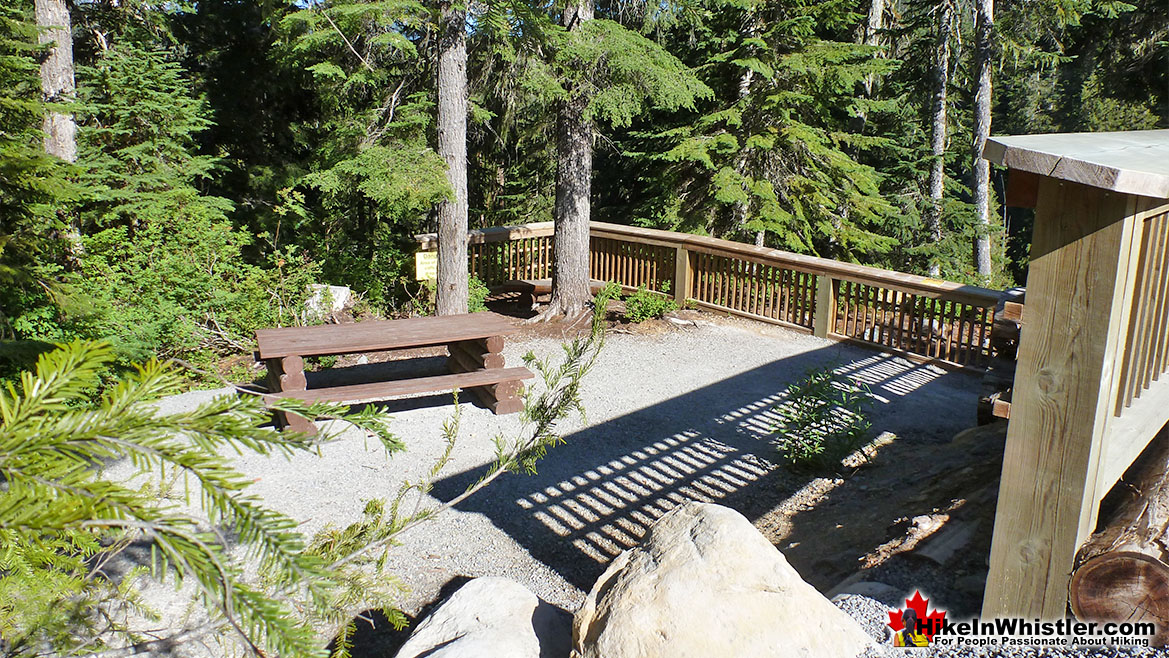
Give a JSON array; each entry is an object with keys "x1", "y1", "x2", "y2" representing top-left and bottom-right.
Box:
[{"x1": 255, "y1": 312, "x2": 519, "y2": 360}]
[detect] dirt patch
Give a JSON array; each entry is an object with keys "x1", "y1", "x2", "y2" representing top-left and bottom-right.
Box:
[{"x1": 755, "y1": 423, "x2": 1006, "y2": 616}]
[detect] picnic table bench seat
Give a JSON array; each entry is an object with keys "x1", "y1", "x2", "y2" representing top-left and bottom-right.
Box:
[
  {"x1": 490, "y1": 278, "x2": 609, "y2": 308},
  {"x1": 254, "y1": 312, "x2": 533, "y2": 434}
]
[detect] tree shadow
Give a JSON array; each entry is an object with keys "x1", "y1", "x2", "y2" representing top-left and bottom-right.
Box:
[{"x1": 430, "y1": 342, "x2": 985, "y2": 596}]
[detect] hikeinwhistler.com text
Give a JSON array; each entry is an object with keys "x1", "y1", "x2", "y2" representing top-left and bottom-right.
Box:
[{"x1": 923, "y1": 618, "x2": 1157, "y2": 648}]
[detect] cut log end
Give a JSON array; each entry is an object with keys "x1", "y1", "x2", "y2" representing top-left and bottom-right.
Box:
[{"x1": 1069, "y1": 551, "x2": 1169, "y2": 646}]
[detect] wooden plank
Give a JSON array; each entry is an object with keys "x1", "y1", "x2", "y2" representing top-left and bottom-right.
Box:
[
  {"x1": 1119, "y1": 214, "x2": 1158, "y2": 409},
  {"x1": 416, "y1": 222, "x2": 554, "y2": 251},
  {"x1": 813, "y1": 275, "x2": 836, "y2": 338},
  {"x1": 804, "y1": 272, "x2": 816, "y2": 327},
  {"x1": 268, "y1": 367, "x2": 535, "y2": 404},
  {"x1": 780, "y1": 269, "x2": 791, "y2": 323},
  {"x1": 1002, "y1": 301, "x2": 1024, "y2": 323},
  {"x1": 928, "y1": 299, "x2": 941, "y2": 358},
  {"x1": 984, "y1": 130, "x2": 1169, "y2": 198},
  {"x1": 892, "y1": 291, "x2": 905, "y2": 353},
  {"x1": 942, "y1": 298, "x2": 959, "y2": 362},
  {"x1": 1099, "y1": 375, "x2": 1169, "y2": 502},
  {"x1": 673, "y1": 246, "x2": 690, "y2": 305},
  {"x1": 746, "y1": 260, "x2": 757, "y2": 315},
  {"x1": 255, "y1": 312, "x2": 518, "y2": 359},
  {"x1": 449, "y1": 341, "x2": 506, "y2": 370},
  {"x1": 279, "y1": 355, "x2": 307, "y2": 392},
  {"x1": 1148, "y1": 208, "x2": 1169, "y2": 378},
  {"x1": 861, "y1": 284, "x2": 871, "y2": 338},
  {"x1": 1132, "y1": 206, "x2": 1160, "y2": 392},
  {"x1": 798, "y1": 272, "x2": 811, "y2": 326},
  {"x1": 983, "y1": 179, "x2": 1140, "y2": 619},
  {"x1": 715, "y1": 255, "x2": 726, "y2": 307},
  {"x1": 992, "y1": 398, "x2": 1011, "y2": 419},
  {"x1": 770, "y1": 267, "x2": 782, "y2": 321},
  {"x1": 733, "y1": 257, "x2": 744, "y2": 312}
]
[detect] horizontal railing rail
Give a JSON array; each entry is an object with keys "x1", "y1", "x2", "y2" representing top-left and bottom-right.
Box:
[{"x1": 417, "y1": 221, "x2": 1002, "y2": 369}]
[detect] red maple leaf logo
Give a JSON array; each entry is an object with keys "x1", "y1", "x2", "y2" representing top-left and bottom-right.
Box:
[{"x1": 886, "y1": 590, "x2": 947, "y2": 641}]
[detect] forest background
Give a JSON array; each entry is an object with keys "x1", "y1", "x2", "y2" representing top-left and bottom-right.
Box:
[{"x1": 1, "y1": 0, "x2": 1166, "y2": 380}]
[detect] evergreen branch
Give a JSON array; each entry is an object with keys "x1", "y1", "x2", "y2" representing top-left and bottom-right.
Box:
[{"x1": 314, "y1": 4, "x2": 376, "y2": 73}]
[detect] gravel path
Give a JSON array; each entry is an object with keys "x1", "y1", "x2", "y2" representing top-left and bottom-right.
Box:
[{"x1": 134, "y1": 313, "x2": 1051, "y2": 653}]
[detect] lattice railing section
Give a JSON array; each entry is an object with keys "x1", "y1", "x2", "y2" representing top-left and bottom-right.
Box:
[
  {"x1": 470, "y1": 235, "x2": 553, "y2": 285},
  {"x1": 420, "y1": 221, "x2": 1000, "y2": 370},
  {"x1": 688, "y1": 253, "x2": 816, "y2": 329},
  {"x1": 1116, "y1": 207, "x2": 1169, "y2": 413},
  {"x1": 589, "y1": 236, "x2": 674, "y2": 293},
  {"x1": 832, "y1": 281, "x2": 994, "y2": 368}
]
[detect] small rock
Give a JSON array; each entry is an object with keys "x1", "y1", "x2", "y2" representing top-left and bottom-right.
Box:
[
  {"x1": 356, "y1": 354, "x2": 369, "y2": 365},
  {"x1": 395, "y1": 577, "x2": 572, "y2": 658},
  {"x1": 572, "y1": 502, "x2": 874, "y2": 658}
]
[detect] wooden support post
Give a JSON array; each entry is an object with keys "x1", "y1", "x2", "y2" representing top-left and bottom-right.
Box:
[
  {"x1": 267, "y1": 355, "x2": 315, "y2": 435},
  {"x1": 983, "y1": 179, "x2": 1141, "y2": 619},
  {"x1": 674, "y1": 245, "x2": 691, "y2": 306},
  {"x1": 446, "y1": 338, "x2": 524, "y2": 414},
  {"x1": 813, "y1": 275, "x2": 837, "y2": 338}
]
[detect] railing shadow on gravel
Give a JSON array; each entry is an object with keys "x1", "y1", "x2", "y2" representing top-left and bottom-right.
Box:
[{"x1": 429, "y1": 340, "x2": 985, "y2": 596}]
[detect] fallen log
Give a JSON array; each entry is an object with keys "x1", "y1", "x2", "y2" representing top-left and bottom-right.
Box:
[{"x1": 1069, "y1": 432, "x2": 1169, "y2": 645}]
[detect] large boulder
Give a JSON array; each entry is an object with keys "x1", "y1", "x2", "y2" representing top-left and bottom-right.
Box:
[
  {"x1": 395, "y1": 577, "x2": 572, "y2": 658},
  {"x1": 305, "y1": 284, "x2": 352, "y2": 320},
  {"x1": 572, "y1": 502, "x2": 874, "y2": 658}
]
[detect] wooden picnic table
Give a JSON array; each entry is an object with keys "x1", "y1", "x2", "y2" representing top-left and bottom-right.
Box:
[{"x1": 254, "y1": 312, "x2": 533, "y2": 434}]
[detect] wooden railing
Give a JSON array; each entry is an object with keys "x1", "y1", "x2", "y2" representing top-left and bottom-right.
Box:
[
  {"x1": 418, "y1": 222, "x2": 1002, "y2": 369},
  {"x1": 1116, "y1": 204, "x2": 1169, "y2": 413},
  {"x1": 1097, "y1": 197, "x2": 1169, "y2": 498}
]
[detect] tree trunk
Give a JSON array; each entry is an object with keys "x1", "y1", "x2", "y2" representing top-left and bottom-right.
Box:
[
  {"x1": 850, "y1": 0, "x2": 886, "y2": 135},
  {"x1": 36, "y1": 0, "x2": 82, "y2": 258},
  {"x1": 732, "y1": 9, "x2": 759, "y2": 244},
  {"x1": 924, "y1": 1, "x2": 952, "y2": 279},
  {"x1": 971, "y1": 0, "x2": 994, "y2": 283},
  {"x1": 547, "y1": 0, "x2": 594, "y2": 319},
  {"x1": 435, "y1": 0, "x2": 469, "y2": 316},
  {"x1": 1070, "y1": 433, "x2": 1169, "y2": 646},
  {"x1": 36, "y1": 0, "x2": 76, "y2": 163}
]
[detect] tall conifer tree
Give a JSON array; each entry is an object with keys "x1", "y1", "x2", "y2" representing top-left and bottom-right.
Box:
[{"x1": 436, "y1": 0, "x2": 469, "y2": 315}]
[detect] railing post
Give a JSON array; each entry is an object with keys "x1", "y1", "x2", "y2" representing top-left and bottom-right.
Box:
[
  {"x1": 813, "y1": 275, "x2": 836, "y2": 338},
  {"x1": 674, "y1": 246, "x2": 691, "y2": 305}
]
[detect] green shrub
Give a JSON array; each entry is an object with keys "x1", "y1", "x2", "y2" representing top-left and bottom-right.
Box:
[
  {"x1": 624, "y1": 285, "x2": 677, "y2": 323},
  {"x1": 419, "y1": 275, "x2": 491, "y2": 316},
  {"x1": 469, "y1": 275, "x2": 490, "y2": 313},
  {"x1": 771, "y1": 367, "x2": 873, "y2": 472}
]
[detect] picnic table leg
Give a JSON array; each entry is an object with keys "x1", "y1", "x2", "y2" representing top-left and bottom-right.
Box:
[
  {"x1": 447, "y1": 338, "x2": 525, "y2": 414},
  {"x1": 266, "y1": 355, "x2": 316, "y2": 435}
]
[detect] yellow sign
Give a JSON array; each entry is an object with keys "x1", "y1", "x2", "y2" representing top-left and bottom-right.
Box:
[{"x1": 415, "y1": 250, "x2": 438, "y2": 281}]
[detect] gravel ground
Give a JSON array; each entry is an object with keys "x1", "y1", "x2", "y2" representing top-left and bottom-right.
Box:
[{"x1": 116, "y1": 313, "x2": 1157, "y2": 657}]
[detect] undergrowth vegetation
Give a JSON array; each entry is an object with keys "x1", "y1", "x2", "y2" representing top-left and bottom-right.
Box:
[
  {"x1": 623, "y1": 284, "x2": 678, "y2": 323},
  {"x1": 771, "y1": 366, "x2": 873, "y2": 473}
]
